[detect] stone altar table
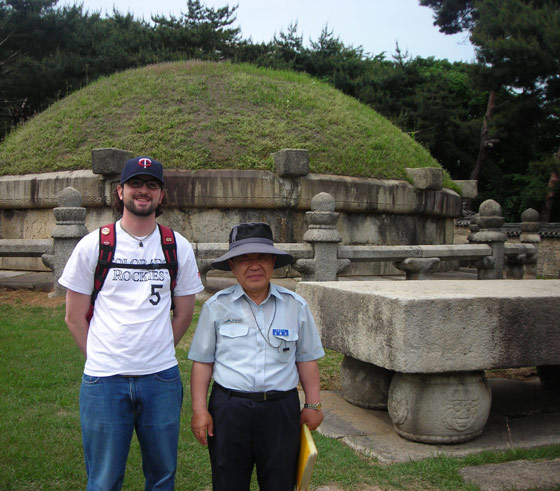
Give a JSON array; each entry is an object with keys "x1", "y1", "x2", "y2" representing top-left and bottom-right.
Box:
[{"x1": 296, "y1": 280, "x2": 560, "y2": 444}]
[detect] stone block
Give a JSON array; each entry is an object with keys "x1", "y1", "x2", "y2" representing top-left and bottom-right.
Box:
[
  {"x1": 454, "y1": 180, "x2": 478, "y2": 199},
  {"x1": 92, "y1": 148, "x2": 132, "y2": 176},
  {"x1": 272, "y1": 149, "x2": 309, "y2": 177},
  {"x1": 405, "y1": 167, "x2": 443, "y2": 190},
  {"x1": 388, "y1": 371, "x2": 491, "y2": 443},
  {"x1": 340, "y1": 356, "x2": 393, "y2": 410},
  {"x1": 296, "y1": 280, "x2": 560, "y2": 373}
]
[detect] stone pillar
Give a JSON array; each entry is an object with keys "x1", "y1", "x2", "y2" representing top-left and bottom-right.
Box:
[
  {"x1": 520, "y1": 208, "x2": 540, "y2": 279},
  {"x1": 42, "y1": 187, "x2": 89, "y2": 297},
  {"x1": 272, "y1": 148, "x2": 310, "y2": 177},
  {"x1": 467, "y1": 213, "x2": 480, "y2": 242},
  {"x1": 505, "y1": 252, "x2": 526, "y2": 280},
  {"x1": 454, "y1": 179, "x2": 478, "y2": 216},
  {"x1": 470, "y1": 200, "x2": 507, "y2": 279},
  {"x1": 394, "y1": 257, "x2": 440, "y2": 280},
  {"x1": 92, "y1": 148, "x2": 133, "y2": 177},
  {"x1": 406, "y1": 167, "x2": 443, "y2": 190},
  {"x1": 293, "y1": 192, "x2": 350, "y2": 281},
  {"x1": 340, "y1": 356, "x2": 394, "y2": 410},
  {"x1": 388, "y1": 371, "x2": 492, "y2": 444}
]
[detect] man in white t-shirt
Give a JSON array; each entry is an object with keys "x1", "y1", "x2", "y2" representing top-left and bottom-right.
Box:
[{"x1": 59, "y1": 156, "x2": 204, "y2": 490}]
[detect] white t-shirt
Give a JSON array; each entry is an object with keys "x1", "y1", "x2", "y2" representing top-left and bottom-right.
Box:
[{"x1": 59, "y1": 220, "x2": 204, "y2": 376}]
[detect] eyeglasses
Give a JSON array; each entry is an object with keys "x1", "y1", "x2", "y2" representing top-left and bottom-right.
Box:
[{"x1": 127, "y1": 178, "x2": 162, "y2": 190}]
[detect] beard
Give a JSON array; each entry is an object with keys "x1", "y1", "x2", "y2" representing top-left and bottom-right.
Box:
[{"x1": 122, "y1": 194, "x2": 159, "y2": 217}]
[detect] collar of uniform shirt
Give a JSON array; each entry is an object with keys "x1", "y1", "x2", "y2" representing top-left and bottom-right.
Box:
[{"x1": 231, "y1": 282, "x2": 285, "y2": 304}]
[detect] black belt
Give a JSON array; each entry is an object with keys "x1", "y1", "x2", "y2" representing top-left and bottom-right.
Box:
[{"x1": 214, "y1": 382, "x2": 296, "y2": 401}]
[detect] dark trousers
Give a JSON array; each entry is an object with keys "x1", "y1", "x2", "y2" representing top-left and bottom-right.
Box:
[{"x1": 208, "y1": 383, "x2": 300, "y2": 491}]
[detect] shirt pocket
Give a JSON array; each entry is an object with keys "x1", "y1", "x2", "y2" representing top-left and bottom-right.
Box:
[
  {"x1": 217, "y1": 323, "x2": 250, "y2": 362},
  {"x1": 219, "y1": 323, "x2": 249, "y2": 338},
  {"x1": 270, "y1": 328, "x2": 299, "y2": 362}
]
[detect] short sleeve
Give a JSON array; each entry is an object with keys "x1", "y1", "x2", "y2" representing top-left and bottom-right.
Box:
[
  {"x1": 188, "y1": 301, "x2": 217, "y2": 363},
  {"x1": 58, "y1": 230, "x2": 99, "y2": 295},
  {"x1": 172, "y1": 232, "x2": 205, "y2": 297}
]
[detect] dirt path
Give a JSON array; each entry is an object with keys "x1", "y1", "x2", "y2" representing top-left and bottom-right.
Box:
[{"x1": 0, "y1": 288, "x2": 66, "y2": 308}]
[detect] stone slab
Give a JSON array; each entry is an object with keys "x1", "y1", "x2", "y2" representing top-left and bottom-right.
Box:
[
  {"x1": 297, "y1": 280, "x2": 560, "y2": 372},
  {"x1": 459, "y1": 459, "x2": 560, "y2": 491}
]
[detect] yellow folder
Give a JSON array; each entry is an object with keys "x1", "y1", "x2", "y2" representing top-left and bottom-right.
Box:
[{"x1": 296, "y1": 423, "x2": 318, "y2": 491}]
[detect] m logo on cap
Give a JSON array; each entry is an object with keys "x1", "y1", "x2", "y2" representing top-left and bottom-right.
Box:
[{"x1": 138, "y1": 158, "x2": 152, "y2": 168}]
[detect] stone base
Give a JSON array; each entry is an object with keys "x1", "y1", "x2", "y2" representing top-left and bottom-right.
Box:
[
  {"x1": 538, "y1": 365, "x2": 560, "y2": 392},
  {"x1": 340, "y1": 356, "x2": 394, "y2": 410},
  {"x1": 388, "y1": 371, "x2": 492, "y2": 444}
]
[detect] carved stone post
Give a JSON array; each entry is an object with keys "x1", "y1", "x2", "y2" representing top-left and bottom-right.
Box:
[
  {"x1": 394, "y1": 257, "x2": 440, "y2": 280},
  {"x1": 42, "y1": 187, "x2": 89, "y2": 297},
  {"x1": 293, "y1": 192, "x2": 350, "y2": 281},
  {"x1": 388, "y1": 371, "x2": 492, "y2": 443},
  {"x1": 340, "y1": 355, "x2": 394, "y2": 410},
  {"x1": 520, "y1": 208, "x2": 540, "y2": 279},
  {"x1": 470, "y1": 200, "x2": 507, "y2": 279},
  {"x1": 505, "y1": 252, "x2": 525, "y2": 279},
  {"x1": 467, "y1": 213, "x2": 480, "y2": 242}
]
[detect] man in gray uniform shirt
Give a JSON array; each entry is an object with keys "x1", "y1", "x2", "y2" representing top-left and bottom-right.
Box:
[{"x1": 188, "y1": 222, "x2": 324, "y2": 491}]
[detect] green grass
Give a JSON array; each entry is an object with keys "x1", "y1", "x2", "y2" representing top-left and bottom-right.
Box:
[
  {"x1": 0, "y1": 60, "x2": 459, "y2": 192},
  {"x1": 2, "y1": 298, "x2": 559, "y2": 490}
]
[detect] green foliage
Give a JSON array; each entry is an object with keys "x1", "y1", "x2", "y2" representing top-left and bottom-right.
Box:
[
  {"x1": 152, "y1": 0, "x2": 240, "y2": 60},
  {"x1": 419, "y1": 0, "x2": 477, "y2": 34},
  {"x1": 420, "y1": 0, "x2": 560, "y2": 220}
]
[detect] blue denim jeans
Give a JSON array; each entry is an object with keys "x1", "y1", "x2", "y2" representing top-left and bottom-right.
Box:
[{"x1": 79, "y1": 365, "x2": 183, "y2": 491}]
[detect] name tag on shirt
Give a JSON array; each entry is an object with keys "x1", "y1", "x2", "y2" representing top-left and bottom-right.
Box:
[{"x1": 273, "y1": 329, "x2": 289, "y2": 337}]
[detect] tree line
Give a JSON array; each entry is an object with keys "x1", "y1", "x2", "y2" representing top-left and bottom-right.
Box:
[{"x1": 0, "y1": 0, "x2": 558, "y2": 221}]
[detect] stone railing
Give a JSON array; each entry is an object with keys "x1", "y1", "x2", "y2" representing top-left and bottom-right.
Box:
[
  {"x1": 197, "y1": 192, "x2": 539, "y2": 284},
  {"x1": 0, "y1": 186, "x2": 88, "y2": 297},
  {"x1": 0, "y1": 187, "x2": 541, "y2": 295},
  {"x1": 0, "y1": 239, "x2": 53, "y2": 258}
]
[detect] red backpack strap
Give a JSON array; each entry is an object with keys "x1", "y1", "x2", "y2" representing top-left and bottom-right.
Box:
[
  {"x1": 158, "y1": 224, "x2": 178, "y2": 296},
  {"x1": 92, "y1": 223, "x2": 117, "y2": 305}
]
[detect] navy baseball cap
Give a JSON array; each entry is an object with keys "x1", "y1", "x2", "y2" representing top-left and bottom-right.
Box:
[
  {"x1": 120, "y1": 157, "x2": 164, "y2": 185},
  {"x1": 212, "y1": 222, "x2": 293, "y2": 271}
]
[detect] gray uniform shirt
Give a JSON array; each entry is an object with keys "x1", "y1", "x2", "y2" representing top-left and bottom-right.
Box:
[{"x1": 188, "y1": 283, "x2": 325, "y2": 392}]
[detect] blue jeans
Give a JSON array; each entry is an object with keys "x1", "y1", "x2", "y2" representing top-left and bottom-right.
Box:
[{"x1": 79, "y1": 366, "x2": 183, "y2": 491}]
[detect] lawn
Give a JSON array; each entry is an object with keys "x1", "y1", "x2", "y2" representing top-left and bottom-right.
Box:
[{"x1": 1, "y1": 289, "x2": 559, "y2": 490}]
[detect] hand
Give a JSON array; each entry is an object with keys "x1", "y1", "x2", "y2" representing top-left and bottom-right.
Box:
[
  {"x1": 300, "y1": 408, "x2": 324, "y2": 430},
  {"x1": 191, "y1": 409, "x2": 214, "y2": 446}
]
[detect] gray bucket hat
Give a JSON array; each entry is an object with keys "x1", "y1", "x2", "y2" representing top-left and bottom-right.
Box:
[{"x1": 212, "y1": 222, "x2": 293, "y2": 271}]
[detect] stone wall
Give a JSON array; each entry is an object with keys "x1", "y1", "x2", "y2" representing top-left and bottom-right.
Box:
[{"x1": 0, "y1": 149, "x2": 462, "y2": 273}]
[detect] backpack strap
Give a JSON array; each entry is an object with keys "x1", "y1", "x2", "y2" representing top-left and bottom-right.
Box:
[
  {"x1": 92, "y1": 223, "x2": 117, "y2": 305},
  {"x1": 87, "y1": 222, "x2": 178, "y2": 322},
  {"x1": 158, "y1": 224, "x2": 178, "y2": 297},
  {"x1": 87, "y1": 223, "x2": 116, "y2": 322}
]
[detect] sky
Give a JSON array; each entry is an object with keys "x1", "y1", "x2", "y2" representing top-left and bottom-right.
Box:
[{"x1": 58, "y1": 0, "x2": 476, "y2": 63}]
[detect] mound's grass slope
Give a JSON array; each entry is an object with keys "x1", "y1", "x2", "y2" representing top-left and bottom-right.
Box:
[{"x1": 0, "y1": 60, "x2": 454, "y2": 188}]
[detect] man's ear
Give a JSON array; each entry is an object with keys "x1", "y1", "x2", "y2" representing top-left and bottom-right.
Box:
[{"x1": 117, "y1": 184, "x2": 123, "y2": 200}]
